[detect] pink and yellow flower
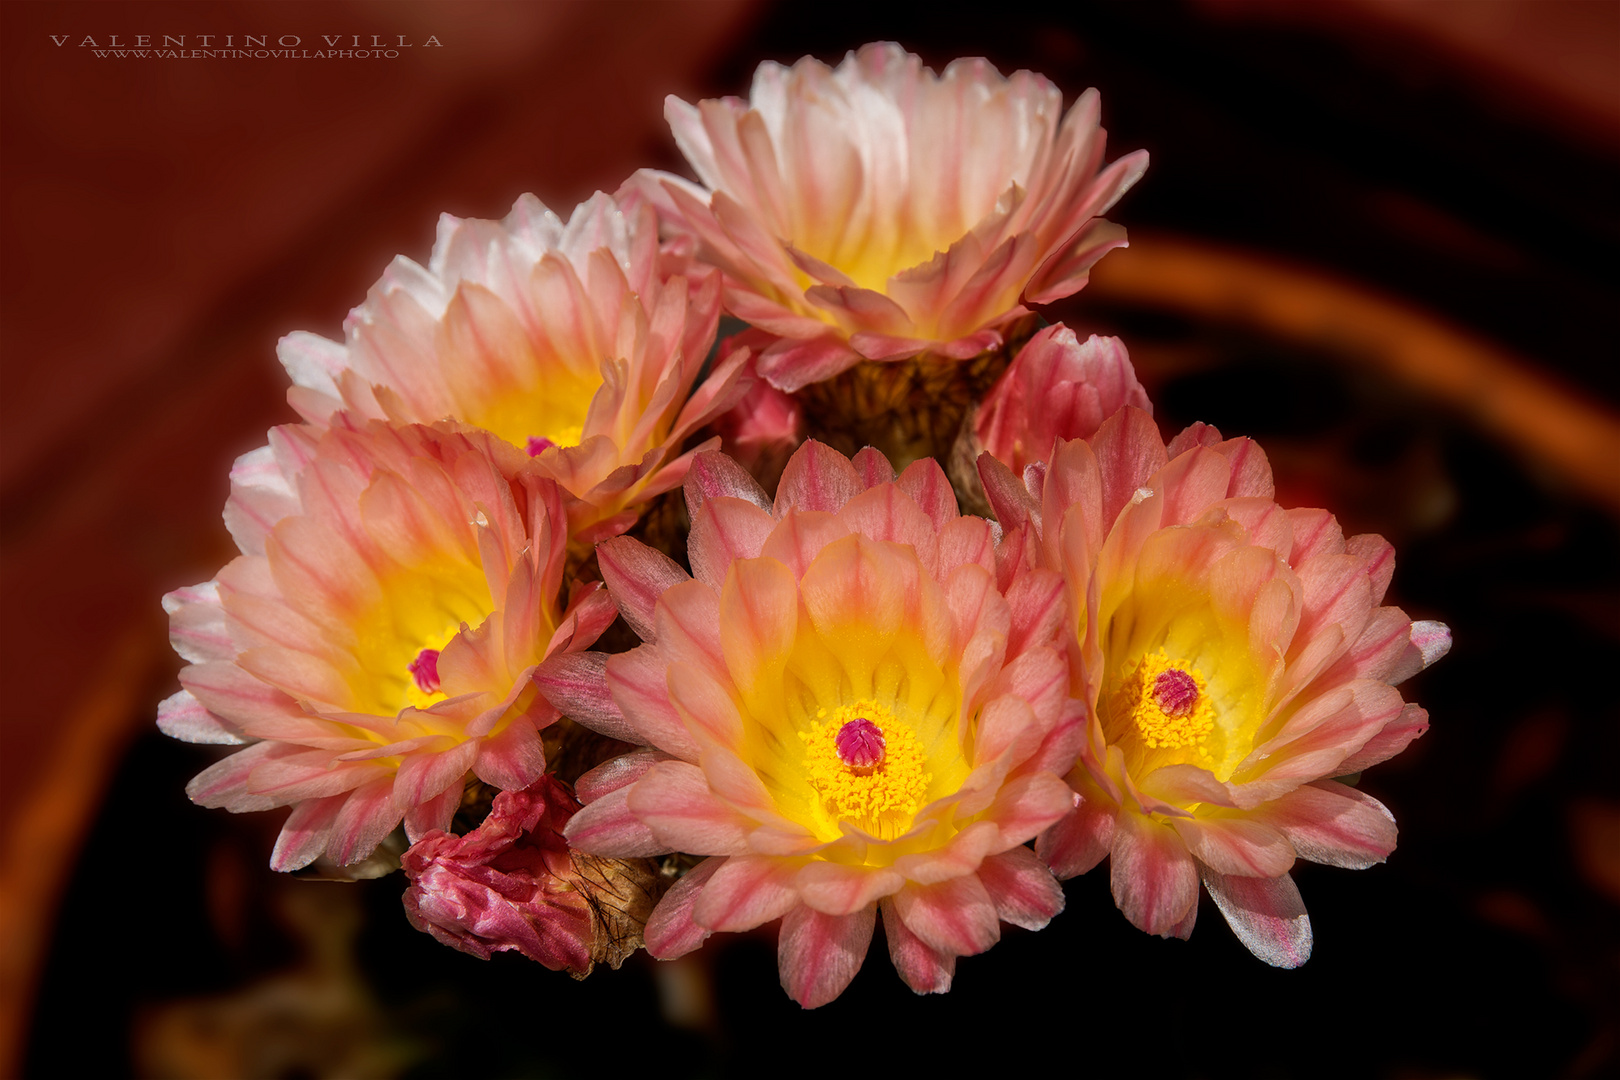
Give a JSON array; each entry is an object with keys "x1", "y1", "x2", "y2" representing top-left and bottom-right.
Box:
[
  {"x1": 980, "y1": 409, "x2": 1450, "y2": 964},
  {"x1": 160, "y1": 418, "x2": 615, "y2": 869},
  {"x1": 542, "y1": 443, "x2": 1082, "y2": 1006},
  {"x1": 633, "y1": 42, "x2": 1149, "y2": 391},
  {"x1": 973, "y1": 326, "x2": 1152, "y2": 477},
  {"x1": 276, "y1": 190, "x2": 750, "y2": 543}
]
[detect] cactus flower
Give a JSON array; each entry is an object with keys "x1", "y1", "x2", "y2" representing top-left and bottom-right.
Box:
[
  {"x1": 979, "y1": 409, "x2": 1449, "y2": 965},
  {"x1": 543, "y1": 443, "x2": 1082, "y2": 1006},
  {"x1": 275, "y1": 191, "x2": 750, "y2": 543},
  {"x1": 634, "y1": 42, "x2": 1148, "y2": 391},
  {"x1": 160, "y1": 418, "x2": 616, "y2": 869}
]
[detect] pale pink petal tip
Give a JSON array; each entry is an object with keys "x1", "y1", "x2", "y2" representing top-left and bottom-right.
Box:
[
  {"x1": 1410, "y1": 620, "x2": 1452, "y2": 669},
  {"x1": 1201, "y1": 867, "x2": 1313, "y2": 969}
]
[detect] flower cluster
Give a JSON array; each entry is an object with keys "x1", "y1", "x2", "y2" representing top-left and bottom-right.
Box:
[{"x1": 160, "y1": 43, "x2": 1446, "y2": 1007}]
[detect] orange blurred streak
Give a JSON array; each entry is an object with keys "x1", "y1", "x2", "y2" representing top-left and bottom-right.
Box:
[
  {"x1": 0, "y1": 630, "x2": 159, "y2": 1074},
  {"x1": 1088, "y1": 235, "x2": 1620, "y2": 516}
]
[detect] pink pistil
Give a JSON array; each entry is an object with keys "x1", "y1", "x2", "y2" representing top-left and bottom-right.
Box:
[
  {"x1": 835, "y1": 718, "x2": 886, "y2": 771},
  {"x1": 408, "y1": 648, "x2": 442, "y2": 694},
  {"x1": 525, "y1": 436, "x2": 557, "y2": 457},
  {"x1": 1153, "y1": 668, "x2": 1199, "y2": 717}
]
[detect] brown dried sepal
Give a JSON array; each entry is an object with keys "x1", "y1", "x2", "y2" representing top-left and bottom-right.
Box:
[{"x1": 569, "y1": 852, "x2": 664, "y2": 976}]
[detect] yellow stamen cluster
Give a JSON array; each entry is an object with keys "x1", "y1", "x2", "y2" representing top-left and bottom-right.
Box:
[
  {"x1": 799, "y1": 700, "x2": 932, "y2": 831},
  {"x1": 1115, "y1": 650, "x2": 1216, "y2": 754}
]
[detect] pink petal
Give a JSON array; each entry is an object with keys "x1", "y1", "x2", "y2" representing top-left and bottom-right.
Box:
[
  {"x1": 1168, "y1": 895, "x2": 1199, "y2": 940},
  {"x1": 756, "y1": 335, "x2": 864, "y2": 393},
  {"x1": 596, "y1": 535, "x2": 690, "y2": 643},
  {"x1": 1346, "y1": 532, "x2": 1395, "y2": 605},
  {"x1": 892, "y1": 821, "x2": 1002, "y2": 886},
  {"x1": 983, "y1": 771, "x2": 1076, "y2": 847},
  {"x1": 796, "y1": 861, "x2": 905, "y2": 916},
  {"x1": 222, "y1": 445, "x2": 301, "y2": 557},
  {"x1": 976, "y1": 451, "x2": 1040, "y2": 534},
  {"x1": 1023, "y1": 216, "x2": 1131, "y2": 305},
  {"x1": 644, "y1": 856, "x2": 725, "y2": 959},
  {"x1": 626, "y1": 761, "x2": 753, "y2": 856},
  {"x1": 1212, "y1": 436, "x2": 1274, "y2": 500},
  {"x1": 777, "y1": 904, "x2": 876, "y2": 1009},
  {"x1": 985, "y1": 648, "x2": 1069, "y2": 745},
  {"x1": 835, "y1": 483, "x2": 942, "y2": 577},
  {"x1": 1109, "y1": 809, "x2": 1199, "y2": 936},
  {"x1": 563, "y1": 785, "x2": 666, "y2": 857},
  {"x1": 1136, "y1": 763, "x2": 1237, "y2": 808},
  {"x1": 1002, "y1": 568, "x2": 1066, "y2": 659},
  {"x1": 881, "y1": 897, "x2": 955, "y2": 995},
  {"x1": 157, "y1": 690, "x2": 248, "y2": 746},
  {"x1": 682, "y1": 449, "x2": 772, "y2": 513},
  {"x1": 1408, "y1": 620, "x2": 1452, "y2": 673},
  {"x1": 1290, "y1": 552, "x2": 1374, "y2": 665},
  {"x1": 651, "y1": 579, "x2": 730, "y2": 687},
  {"x1": 687, "y1": 496, "x2": 776, "y2": 591},
  {"x1": 1166, "y1": 420, "x2": 1224, "y2": 459},
  {"x1": 851, "y1": 446, "x2": 896, "y2": 489},
  {"x1": 325, "y1": 777, "x2": 402, "y2": 865},
  {"x1": 977, "y1": 845, "x2": 1065, "y2": 930},
  {"x1": 186, "y1": 742, "x2": 290, "y2": 813},
  {"x1": 179, "y1": 660, "x2": 308, "y2": 732},
  {"x1": 1315, "y1": 605, "x2": 1420, "y2": 687},
  {"x1": 574, "y1": 748, "x2": 672, "y2": 803},
  {"x1": 758, "y1": 508, "x2": 851, "y2": 579},
  {"x1": 402, "y1": 781, "x2": 462, "y2": 841},
  {"x1": 1037, "y1": 777, "x2": 1116, "y2": 880},
  {"x1": 890, "y1": 875, "x2": 1001, "y2": 957},
  {"x1": 1171, "y1": 816, "x2": 1296, "y2": 879},
  {"x1": 472, "y1": 719, "x2": 546, "y2": 790},
  {"x1": 666, "y1": 664, "x2": 745, "y2": 750},
  {"x1": 1336, "y1": 703, "x2": 1429, "y2": 775},
  {"x1": 269, "y1": 794, "x2": 346, "y2": 871},
  {"x1": 531, "y1": 652, "x2": 632, "y2": 739},
  {"x1": 773, "y1": 440, "x2": 863, "y2": 515},
  {"x1": 606, "y1": 646, "x2": 702, "y2": 760},
  {"x1": 804, "y1": 283, "x2": 916, "y2": 337},
  {"x1": 163, "y1": 581, "x2": 234, "y2": 664},
  {"x1": 1254, "y1": 779, "x2": 1397, "y2": 870},
  {"x1": 1200, "y1": 867, "x2": 1313, "y2": 968},
  {"x1": 393, "y1": 739, "x2": 479, "y2": 813},
  {"x1": 691, "y1": 855, "x2": 803, "y2": 932}
]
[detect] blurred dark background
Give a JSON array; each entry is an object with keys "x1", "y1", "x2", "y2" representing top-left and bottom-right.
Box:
[{"x1": 3, "y1": 1, "x2": 1616, "y2": 1077}]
